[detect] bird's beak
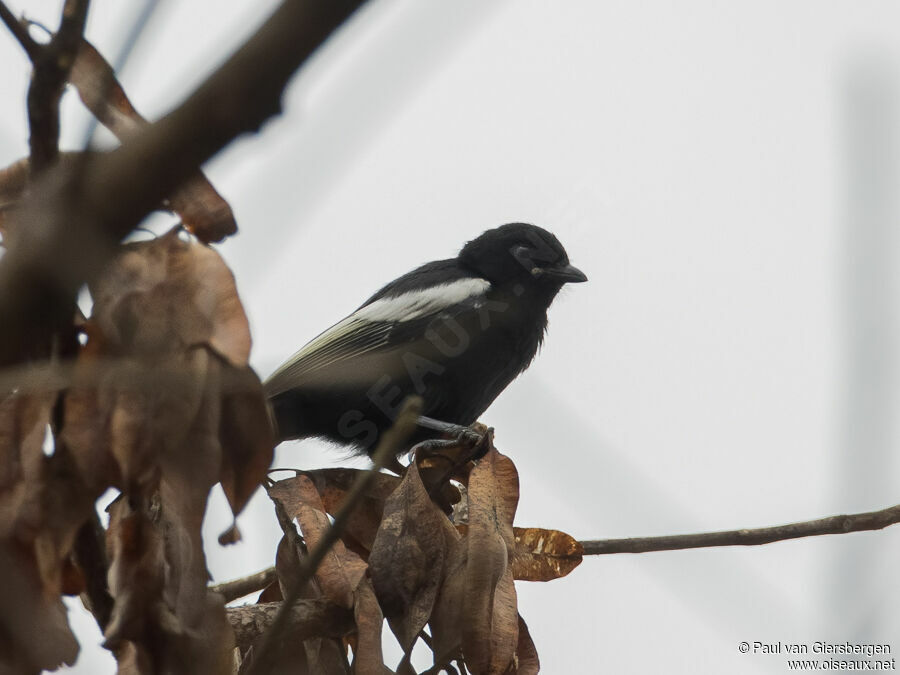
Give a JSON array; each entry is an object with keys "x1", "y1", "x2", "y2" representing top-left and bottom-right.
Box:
[{"x1": 546, "y1": 264, "x2": 588, "y2": 284}]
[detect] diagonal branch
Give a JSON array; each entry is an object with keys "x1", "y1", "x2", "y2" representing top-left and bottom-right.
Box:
[
  {"x1": 580, "y1": 502, "x2": 900, "y2": 555},
  {"x1": 0, "y1": 1, "x2": 38, "y2": 59},
  {"x1": 211, "y1": 567, "x2": 279, "y2": 605},
  {"x1": 244, "y1": 397, "x2": 421, "y2": 675}
]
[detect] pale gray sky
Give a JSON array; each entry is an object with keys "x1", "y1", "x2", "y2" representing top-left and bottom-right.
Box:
[{"x1": 2, "y1": 1, "x2": 900, "y2": 673}]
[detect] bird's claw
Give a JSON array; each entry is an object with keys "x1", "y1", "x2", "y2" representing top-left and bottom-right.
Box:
[{"x1": 455, "y1": 424, "x2": 493, "y2": 460}]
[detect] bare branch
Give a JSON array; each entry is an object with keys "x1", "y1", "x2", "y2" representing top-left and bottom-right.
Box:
[
  {"x1": 0, "y1": 1, "x2": 39, "y2": 59},
  {"x1": 207, "y1": 502, "x2": 900, "y2": 613},
  {"x1": 211, "y1": 567, "x2": 278, "y2": 605},
  {"x1": 226, "y1": 600, "x2": 353, "y2": 653},
  {"x1": 26, "y1": 0, "x2": 91, "y2": 173},
  {"x1": 581, "y1": 503, "x2": 900, "y2": 555},
  {"x1": 244, "y1": 397, "x2": 421, "y2": 675}
]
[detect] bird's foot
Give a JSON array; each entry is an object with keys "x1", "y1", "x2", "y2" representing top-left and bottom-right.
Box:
[{"x1": 415, "y1": 417, "x2": 493, "y2": 459}]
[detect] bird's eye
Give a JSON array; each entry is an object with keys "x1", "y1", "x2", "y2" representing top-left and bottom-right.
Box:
[
  {"x1": 510, "y1": 245, "x2": 532, "y2": 269},
  {"x1": 530, "y1": 267, "x2": 544, "y2": 278}
]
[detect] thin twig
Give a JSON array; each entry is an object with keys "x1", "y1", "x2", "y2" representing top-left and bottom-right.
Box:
[
  {"x1": 245, "y1": 397, "x2": 421, "y2": 675},
  {"x1": 581, "y1": 503, "x2": 900, "y2": 555},
  {"x1": 0, "y1": 1, "x2": 39, "y2": 59},
  {"x1": 25, "y1": 0, "x2": 91, "y2": 173},
  {"x1": 207, "y1": 502, "x2": 900, "y2": 609},
  {"x1": 211, "y1": 567, "x2": 279, "y2": 604},
  {"x1": 80, "y1": 0, "x2": 161, "y2": 148}
]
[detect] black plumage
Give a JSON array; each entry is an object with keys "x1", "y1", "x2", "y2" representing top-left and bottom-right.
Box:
[{"x1": 265, "y1": 223, "x2": 586, "y2": 453}]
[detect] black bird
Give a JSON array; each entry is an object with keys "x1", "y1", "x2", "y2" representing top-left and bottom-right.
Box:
[{"x1": 265, "y1": 223, "x2": 586, "y2": 454}]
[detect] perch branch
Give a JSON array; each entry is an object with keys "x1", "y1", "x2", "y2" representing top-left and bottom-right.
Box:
[
  {"x1": 244, "y1": 398, "x2": 421, "y2": 675},
  {"x1": 212, "y1": 501, "x2": 900, "y2": 600},
  {"x1": 211, "y1": 566, "x2": 278, "y2": 604},
  {"x1": 226, "y1": 600, "x2": 353, "y2": 652},
  {"x1": 581, "y1": 502, "x2": 900, "y2": 555}
]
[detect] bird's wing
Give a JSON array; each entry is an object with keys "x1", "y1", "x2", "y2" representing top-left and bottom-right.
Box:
[{"x1": 264, "y1": 275, "x2": 491, "y2": 397}]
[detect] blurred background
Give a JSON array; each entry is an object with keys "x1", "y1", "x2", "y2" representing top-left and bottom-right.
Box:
[{"x1": 2, "y1": 1, "x2": 900, "y2": 672}]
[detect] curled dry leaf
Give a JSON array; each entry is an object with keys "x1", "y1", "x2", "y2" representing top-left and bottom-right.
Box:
[
  {"x1": 427, "y1": 533, "x2": 465, "y2": 667},
  {"x1": 462, "y1": 444, "x2": 520, "y2": 674},
  {"x1": 266, "y1": 534, "x2": 350, "y2": 674},
  {"x1": 103, "y1": 495, "x2": 171, "y2": 650},
  {"x1": 68, "y1": 39, "x2": 237, "y2": 242},
  {"x1": 268, "y1": 475, "x2": 368, "y2": 609},
  {"x1": 63, "y1": 229, "x2": 271, "y2": 511},
  {"x1": 302, "y1": 468, "x2": 400, "y2": 555},
  {"x1": 105, "y1": 490, "x2": 236, "y2": 675},
  {"x1": 352, "y1": 576, "x2": 388, "y2": 675},
  {"x1": 0, "y1": 156, "x2": 28, "y2": 237},
  {"x1": 88, "y1": 228, "x2": 251, "y2": 366},
  {"x1": 218, "y1": 366, "x2": 274, "y2": 516},
  {"x1": 0, "y1": 392, "x2": 82, "y2": 672},
  {"x1": 368, "y1": 459, "x2": 451, "y2": 656},
  {"x1": 487, "y1": 568, "x2": 518, "y2": 675},
  {"x1": 0, "y1": 385, "x2": 112, "y2": 671},
  {"x1": 0, "y1": 546, "x2": 80, "y2": 673},
  {"x1": 511, "y1": 527, "x2": 583, "y2": 582},
  {"x1": 510, "y1": 615, "x2": 540, "y2": 675}
]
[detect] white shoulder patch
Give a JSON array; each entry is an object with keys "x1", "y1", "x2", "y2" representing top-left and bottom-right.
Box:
[{"x1": 354, "y1": 277, "x2": 491, "y2": 323}]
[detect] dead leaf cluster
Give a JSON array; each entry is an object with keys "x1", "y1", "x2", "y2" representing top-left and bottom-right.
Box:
[
  {"x1": 250, "y1": 440, "x2": 583, "y2": 674},
  {"x1": 0, "y1": 224, "x2": 274, "y2": 674}
]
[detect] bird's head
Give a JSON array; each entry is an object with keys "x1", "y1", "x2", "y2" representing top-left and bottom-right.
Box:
[{"x1": 458, "y1": 223, "x2": 587, "y2": 294}]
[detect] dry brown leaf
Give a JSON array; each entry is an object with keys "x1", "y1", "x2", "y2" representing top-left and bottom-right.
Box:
[
  {"x1": 0, "y1": 156, "x2": 28, "y2": 236},
  {"x1": 303, "y1": 468, "x2": 400, "y2": 555},
  {"x1": 0, "y1": 391, "x2": 89, "y2": 673},
  {"x1": 427, "y1": 533, "x2": 466, "y2": 666},
  {"x1": 0, "y1": 544, "x2": 80, "y2": 672},
  {"x1": 303, "y1": 638, "x2": 348, "y2": 675},
  {"x1": 63, "y1": 230, "x2": 269, "y2": 515},
  {"x1": 487, "y1": 568, "x2": 518, "y2": 674},
  {"x1": 352, "y1": 576, "x2": 389, "y2": 675},
  {"x1": 510, "y1": 615, "x2": 540, "y2": 675},
  {"x1": 104, "y1": 495, "x2": 170, "y2": 650},
  {"x1": 88, "y1": 228, "x2": 251, "y2": 366},
  {"x1": 263, "y1": 535, "x2": 348, "y2": 673},
  {"x1": 510, "y1": 527, "x2": 583, "y2": 582},
  {"x1": 218, "y1": 367, "x2": 274, "y2": 516},
  {"x1": 105, "y1": 486, "x2": 236, "y2": 675},
  {"x1": 273, "y1": 533, "x2": 302, "y2": 598},
  {"x1": 462, "y1": 444, "x2": 520, "y2": 674},
  {"x1": 0, "y1": 156, "x2": 27, "y2": 207},
  {"x1": 58, "y1": 232, "x2": 266, "y2": 673},
  {"x1": 269, "y1": 475, "x2": 367, "y2": 608},
  {"x1": 68, "y1": 40, "x2": 237, "y2": 243},
  {"x1": 156, "y1": 384, "x2": 238, "y2": 675},
  {"x1": 257, "y1": 581, "x2": 282, "y2": 604},
  {"x1": 0, "y1": 392, "x2": 53, "y2": 535},
  {"x1": 369, "y1": 460, "x2": 449, "y2": 656}
]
